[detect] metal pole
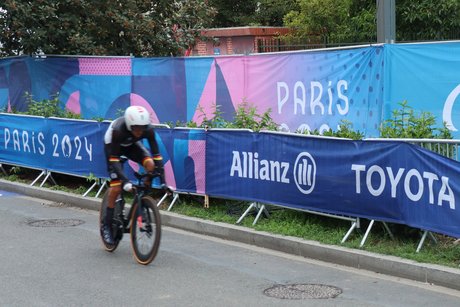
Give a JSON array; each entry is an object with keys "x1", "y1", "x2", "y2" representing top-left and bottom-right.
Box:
[{"x1": 377, "y1": 0, "x2": 396, "y2": 43}]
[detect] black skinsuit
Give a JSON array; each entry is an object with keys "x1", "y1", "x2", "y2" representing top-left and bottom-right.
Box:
[{"x1": 103, "y1": 117, "x2": 164, "y2": 187}]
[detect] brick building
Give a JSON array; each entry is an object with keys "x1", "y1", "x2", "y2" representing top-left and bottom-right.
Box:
[{"x1": 189, "y1": 26, "x2": 291, "y2": 56}]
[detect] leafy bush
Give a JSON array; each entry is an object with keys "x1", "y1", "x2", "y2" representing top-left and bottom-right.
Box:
[
  {"x1": 308, "y1": 120, "x2": 364, "y2": 140},
  {"x1": 180, "y1": 101, "x2": 279, "y2": 132},
  {"x1": 23, "y1": 92, "x2": 81, "y2": 119},
  {"x1": 379, "y1": 100, "x2": 455, "y2": 159},
  {"x1": 231, "y1": 101, "x2": 278, "y2": 131},
  {"x1": 294, "y1": 101, "x2": 453, "y2": 143},
  {"x1": 379, "y1": 100, "x2": 452, "y2": 139}
]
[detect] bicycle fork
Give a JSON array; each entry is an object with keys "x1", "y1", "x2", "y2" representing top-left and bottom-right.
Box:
[{"x1": 135, "y1": 193, "x2": 144, "y2": 229}]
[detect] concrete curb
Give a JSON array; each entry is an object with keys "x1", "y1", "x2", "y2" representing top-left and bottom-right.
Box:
[{"x1": 1, "y1": 179, "x2": 460, "y2": 291}]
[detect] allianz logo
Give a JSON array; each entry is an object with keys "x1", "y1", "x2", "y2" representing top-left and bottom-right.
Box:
[{"x1": 229, "y1": 151, "x2": 316, "y2": 194}]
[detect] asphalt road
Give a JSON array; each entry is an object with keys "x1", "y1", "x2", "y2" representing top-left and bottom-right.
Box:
[{"x1": 1, "y1": 190, "x2": 460, "y2": 307}]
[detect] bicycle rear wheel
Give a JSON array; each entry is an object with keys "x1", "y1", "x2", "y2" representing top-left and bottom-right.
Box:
[
  {"x1": 130, "y1": 196, "x2": 161, "y2": 265},
  {"x1": 99, "y1": 191, "x2": 122, "y2": 252}
]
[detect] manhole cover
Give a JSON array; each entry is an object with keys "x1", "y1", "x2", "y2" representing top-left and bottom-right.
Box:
[
  {"x1": 27, "y1": 219, "x2": 85, "y2": 227},
  {"x1": 263, "y1": 284, "x2": 342, "y2": 299}
]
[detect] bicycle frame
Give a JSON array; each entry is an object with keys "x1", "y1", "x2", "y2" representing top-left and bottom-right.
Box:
[{"x1": 115, "y1": 173, "x2": 153, "y2": 233}]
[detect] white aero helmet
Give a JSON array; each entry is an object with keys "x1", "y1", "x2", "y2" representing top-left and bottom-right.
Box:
[{"x1": 124, "y1": 106, "x2": 150, "y2": 131}]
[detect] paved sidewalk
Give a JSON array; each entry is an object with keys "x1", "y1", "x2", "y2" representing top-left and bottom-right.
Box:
[{"x1": 1, "y1": 179, "x2": 459, "y2": 291}]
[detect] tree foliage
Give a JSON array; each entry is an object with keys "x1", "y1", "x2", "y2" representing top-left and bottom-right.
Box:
[
  {"x1": 0, "y1": 0, "x2": 216, "y2": 57},
  {"x1": 253, "y1": 0, "x2": 299, "y2": 27},
  {"x1": 283, "y1": 0, "x2": 375, "y2": 42},
  {"x1": 283, "y1": 0, "x2": 459, "y2": 43},
  {"x1": 396, "y1": 0, "x2": 460, "y2": 41},
  {"x1": 207, "y1": 0, "x2": 257, "y2": 27},
  {"x1": 207, "y1": 0, "x2": 299, "y2": 27}
]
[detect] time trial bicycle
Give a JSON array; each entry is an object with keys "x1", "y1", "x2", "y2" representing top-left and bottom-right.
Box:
[{"x1": 99, "y1": 171, "x2": 162, "y2": 265}]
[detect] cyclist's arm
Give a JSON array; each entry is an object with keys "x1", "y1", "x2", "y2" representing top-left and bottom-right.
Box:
[{"x1": 146, "y1": 129, "x2": 166, "y2": 184}]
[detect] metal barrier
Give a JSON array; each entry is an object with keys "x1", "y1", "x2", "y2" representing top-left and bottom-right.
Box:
[
  {"x1": 364, "y1": 138, "x2": 460, "y2": 251},
  {"x1": 2, "y1": 115, "x2": 458, "y2": 251}
]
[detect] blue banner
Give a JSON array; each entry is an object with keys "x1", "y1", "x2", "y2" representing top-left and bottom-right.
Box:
[
  {"x1": 170, "y1": 128, "x2": 207, "y2": 194},
  {"x1": 206, "y1": 130, "x2": 460, "y2": 238},
  {"x1": 0, "y1": 113, "x2": 49, "y2": 169},
  {"x1": 0, "y1": 114, "x2": 107, "y2": 178},
  {"x1": 0, "y1": 114, "x2": 206, "y2": 194},
  {"x1": 135, "y1": 127, "x2": 206, "y2": 193},
  {"x1": 46, "y1": 117, "x2": 107, "y2": 177},
  {"x1": 385, "y1": 42, "x2": 460, "y2": 138}
]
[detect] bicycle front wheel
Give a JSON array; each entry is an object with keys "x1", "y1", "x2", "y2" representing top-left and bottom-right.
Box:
[{"x1": 130, "y1": 196, "x2": 162, "y2": 265}]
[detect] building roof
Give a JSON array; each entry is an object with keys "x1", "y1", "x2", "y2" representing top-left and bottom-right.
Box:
[{"x1": 201, "y1": 26, "x2": 291, "y2": 38}]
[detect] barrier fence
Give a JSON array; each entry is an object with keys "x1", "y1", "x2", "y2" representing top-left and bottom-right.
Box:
[{"x1": 1, "y1": 113, "x2": 460, "y2": 249}]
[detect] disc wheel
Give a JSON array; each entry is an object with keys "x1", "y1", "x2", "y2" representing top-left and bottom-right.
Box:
[
  {"x1": 99, "y1": 191, "x2": 122, "y2": 252},
  {"x1": 130, "y1": 196, "x2": 162, "y2": 265}
]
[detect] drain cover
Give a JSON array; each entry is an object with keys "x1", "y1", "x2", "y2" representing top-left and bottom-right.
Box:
[
  {"x1": 263, "y1": 284, "x2": 342, "y2": 299},
  {"x1": 27, "y1": 219, "x2": 85, "y2": 227}
]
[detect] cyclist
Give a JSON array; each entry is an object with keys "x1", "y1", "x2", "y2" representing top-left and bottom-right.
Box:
[{"x1": 102, "y1": 105, "x2": 166, "y2": 245}]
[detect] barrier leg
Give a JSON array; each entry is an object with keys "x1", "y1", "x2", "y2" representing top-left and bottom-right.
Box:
[
  {"x1": 95, "y1": 180, "x2": 107, "y2": 198},
  {"x1": 0, "y1": 164, "x2": 7, "y2": 175},
  {"x1": 382, "y1": 222, "x2": 395, "y2": 240},
  {"x1": 416, "y1": 230, "x2": 429, "y2": 253},
  {"x1": 31, "y1": 170, "x2": 46, "y2": 186},
  {"x1": 39, "y1": 171, "x2": 56, "y2": 187},
  {"x1": 156, "y1": 193, "x2": 169, "y2": 208},
  {"x1": 416, "y1": 230, "x2": 437, "y2": 253},
  {"x1": 359, "y1": 220, "x2": 396, "y2": 247},
  {"x1": 428, "y1": 232, "x2": 438, "y2": 244},
  {"x1": 83, "y1": 178, "x2": 106, "y2": 197},
  {"x1": 167, "y1": 193, "x2": 180, "y2": 211},
  {"x1": 49, "y1": 172, "x2": 57, "y2": 185},
  {"x1": 236, "y1": 202, "x2": 256, "y2": 224},
  {"x1": 236, "y1": 202, "x2": 269, "y2": 225},
  {"x1": 341, "y1": 218, "x2": 360, "y2": 243},
  {"x1": 83, "y1": 181, "x2": 98, "y2": 197},
  {"x1": 360, "y1": 220, "x2": 375, "y2": 247},
  {"x1": 253, "y1": 204, "x2": 270, "y2": 226}
]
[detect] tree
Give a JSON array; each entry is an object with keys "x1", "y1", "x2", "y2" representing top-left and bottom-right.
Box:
[
  {"x1": 396, "y1": 0, "x2": 460, "y2": 41},
  {"x1": 253, "y1": 0, "x2": 299, "y2": 26},
  {"x1": 0, "y1": 0, "x2": 216, "y2": 57},
  {"x1": 208, "y1": 0, "x2": 257, "y2": 27},
  {"x1": 347, "y1": 0, "x2": 377, "y2": 42},
  {"x1": 283, "y1": 0, "x2": 353, "y2": 35},
  {"x1": 208, "y1": 0, "x2": 298, "y2": 27},
  {"x1": 283, "y1": 0, "x2": 459, "y2": 44},
  {"x1": 283, "y1": 0, "x2": 375, "y2": 43}
]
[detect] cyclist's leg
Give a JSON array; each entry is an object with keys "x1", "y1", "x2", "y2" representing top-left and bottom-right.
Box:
[
  {"x1": 102, "y1": 146, "x2": 123, "y2": 244},
  {"x1": 106, "y1": 184, "x2": 121, "y2": 216}
]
